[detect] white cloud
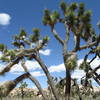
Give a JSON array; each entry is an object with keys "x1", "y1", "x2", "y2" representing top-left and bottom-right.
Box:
[
  {"x1": 9, "y1": 60, "x2": 44, "y2": 77},
  {"x1": 0, "y1": 52, "x2": 3, "y2": 58},
  {"x1": 49, "y1": 64, "x2": 65, "y2": 73},
  {"x1": 39, "y1": 49, "x2": 51, "y2": 56},
  {"x1": 77, "y1": 59, "x2": 83, "y2": 67},
  {"x1": 0, "y1": 54, "x2": 99, "y2": 79},
  {"x1": 11, "y1": 71, "x2": 44, "y2": 77},
  {"x1": 10, "y1": 60, "x2": 41, "y2": 74},
  {"x1": 0, "y1": 13, "x2": 11, "y2": 25},
  {"x1": 90, "y1": 57, "x2": 100, "y2": 74},
  {"x1": 30, "y1": 71, "x2": 44, "y2": 77},
  {"x1": 25, "y1": 61, "x2": 41, "y2": 70},
  {"x1": 71, "y1": 69, "x2": 85, "y2": 79}
]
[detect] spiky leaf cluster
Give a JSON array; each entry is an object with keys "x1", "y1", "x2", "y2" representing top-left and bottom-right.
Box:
[
  {"x1": 79, "y1": 62, "x2": 90, "y2": 72},
  {"x1": 19, "y1": 81, "x2": 28, "y2": 89},
  {"x1": 60, "y1": 2, "x2": 67, "y2": 14},
  {"x1": 0, "y1": 49, "x2": 17, "y2": 62},
  {"x1": 29, "y1": 28, "x2": 40, "y2": 43},
  {"x1": 42, "y1": 1, "x2": 98, "y2": 42},
  {"x1": 78, "y1": 3, "x2": 84, "y2": 16},
  {"x1": 0, "y1": 44, "x2": 6, "y2": 52},
  {"x1": 19, "y1": 29, "x2": 27, "y2": 40},
  {"x1": 42, "y1": 9, "x2": 59, "y2": 28},
  {"x1": 69, "y1": 3, "x2": 78, "y2": 11},
  {"x1": 43, "y1": 36, "x2": 49, "y2": 44},
  {"x1": 66, "y1": 54, "x2": 77, "y2": 71},
  {"x1": 12, "y1": 28, "x2": 49, "y2": 50},
  {"x1": 0, "y1": 56, "x2": 10, "y2": 62},
  {"x1": 12, "y1": 29, "x2": 27, "y2": 48}
]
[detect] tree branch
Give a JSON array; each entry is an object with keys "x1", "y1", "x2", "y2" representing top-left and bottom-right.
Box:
[
  {"x1": 73, "y1": 41, "x2": 98, "y2": 52},
  {"x1": 34, "y1": 55, "x2": 60, "y2": 100},
  {"x1": 51, "y1": 28, "x2": 64, "y2": 45},
  {"x1": 21, "y1": 62, "x2": 47, "y2": 100},
  {"x1": 0, "y1": 57, "x2": 21, "y2": 75},
  {"x1": 0, "y1": 40, "x2": 47, "y2": 75}
]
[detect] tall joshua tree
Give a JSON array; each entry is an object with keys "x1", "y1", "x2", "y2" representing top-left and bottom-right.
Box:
[
  {"x1": 0, "y1": 1, "x2": 100, "y2": 100},
  {"x1": 42, "y1": 1, "x2": 100, "y2": 100}
]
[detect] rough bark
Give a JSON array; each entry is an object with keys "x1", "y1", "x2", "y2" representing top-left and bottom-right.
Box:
[
  {"x1": 65, "y1": 70, "x2": 71, "y2": 100},
  {"x1": 28, "y1": 74, "x2": 47, "y2": 100},
  {"x1": 0, "y1": 57, "x2": 21, "y2": 75},
  {"x1": 14, "y1": 72, "x2": 29, "y2": 84},
  {"x1": 0, "y1": 73, "x2": 29, "y2": 96},
  {"x1": 21, "y1": 63, "x2": 47, "y2": 100},
  {"x1": 35, "y1": 55, "x2": 59, "y2": 100}
]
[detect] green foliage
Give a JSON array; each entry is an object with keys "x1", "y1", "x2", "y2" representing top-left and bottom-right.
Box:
[
  {"x1": 0, "y1": 44, "x2": 6, "y2": 52},
  {"x1": 13, "y1": 35, "x2": 20, "y2": 41},
  {"x1": 79, "y1": 62, "x2": 90, "y2": 72},
  {"x1": 69, "y1": 2, "x2": 78, "y2": 11},
  {"x1": 50, "y1": 11, "x2": 60, "y2": 23},
  {"x1": 67, "y1": 57, "x2": 77, "y2": 71},
  {"x1": 78, "y1": 3, "x2": 85, "y2": 16},
  {"x1": 60, "y1": 1, "x2": 67, "y2": 13},
  {"x1": 33, "y1": 28, "x2": 40, "y2": 35},
  {"x1": 42, "y1": 1, "x2": 98, "y2": 43},
  {"x1": 7, "y1": 50, "x2": 16, "y2": 60},
  {"x1": 0, "y1": 56, "x2": 10, "y2": 62},
  {"x1": 42, "y1": 9, "x2": 59, "y2": 27},
  {"x1": 19, "y1": 81, "x2": 28, "y2": 89},
  {"x1": 43, "y1": 36, "x2": 49, "y2": 44},
  {"x1": 19, "y1": 29, "x2": 27, "y2": 40},
  {"x1": 81, "y1": 10, "x2": 92, "y2": 24},
  {"x1": 82, "y1": 24, "x2": 92, "y2": 41},
  {"x1": 42, "y1": 9, "x2": 51, "y2": 25},
  {"x1": 66, "y1": 11, "x2": 76, "y2": 26},
  {"x1": 12, "y1": 41, "x2": 21, "y2": 48},
  {"x1": 29, "y1": 28, "x2": 40, "y2": 43}
]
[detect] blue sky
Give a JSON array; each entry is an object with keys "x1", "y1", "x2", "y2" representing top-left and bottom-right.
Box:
[{"x1": 0, "y1": 0, "x2": 100, "y2": 88}]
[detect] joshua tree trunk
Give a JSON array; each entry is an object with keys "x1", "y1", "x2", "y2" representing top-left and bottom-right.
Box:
[
  {"x1": 35, "y1": 55, "x2": 59, "y2": 100},
  {"x1": 72, "y1": 79, "x2": 82, "y2": 100},
  {"x1": 65, "y1": 69, "x2": 71, "y2": 100},
  {"x1": 63, "y1": 44, "x2": 71, "y2": 100}
]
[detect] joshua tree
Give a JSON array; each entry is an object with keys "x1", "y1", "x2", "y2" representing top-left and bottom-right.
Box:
[
  {"x1": 0, "y1": 1, "x2": 100, "y2": 100},
  {"x1": 0, "y1": 28, "x2": 59, "y2": 100},
  {"x1": 80, "y1": 46, "x2": 100, "y2": 87},
  {"x1": 19, "y1": 81, "x2": 28, "y2": 99},
  {"x1": 42, "y1": 1, "x2": 100, "y2": 100}
]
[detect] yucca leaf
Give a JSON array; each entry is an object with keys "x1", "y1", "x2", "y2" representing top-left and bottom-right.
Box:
[
  {"x1": 69, "y1": 2, "x2": 78, "y2": 11},
  {"x1": 60, "y1": 2, "x2": 67, "y2": 13},
  {"x1": 0, "y1": 44, "x2": 5, "y2": 51}
]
